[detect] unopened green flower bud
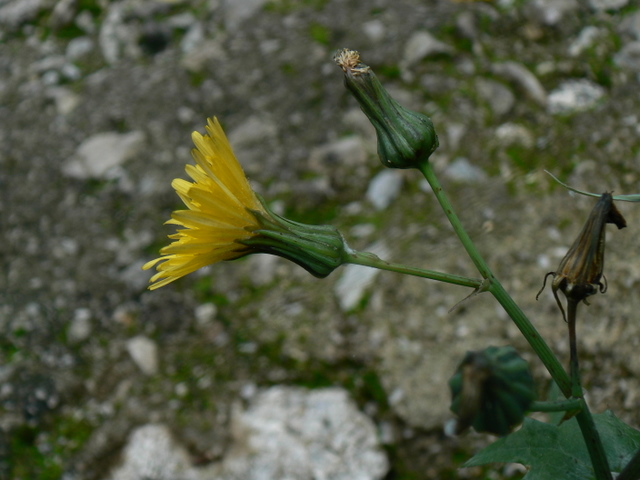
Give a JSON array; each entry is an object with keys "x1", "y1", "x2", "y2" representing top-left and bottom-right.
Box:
[
  {"x1": 334, "y1": 48, "x2": 439, "y2": 169},
  {"x1": 241, "y1": 196, "x2": 349, "y2": 278},
  {"x1": 449, "y1": 346, "x2": 535, "y2": 436}
]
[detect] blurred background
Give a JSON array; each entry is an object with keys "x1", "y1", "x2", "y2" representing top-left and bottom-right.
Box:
[{"x1": 2, "y1": 0, "x2": 640, "y2": 478}]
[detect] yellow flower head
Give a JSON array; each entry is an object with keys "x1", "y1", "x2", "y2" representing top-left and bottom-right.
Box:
[
  {"x1": 144, "y1": 116, "x2": 349, "y2": 290},
  {"x1": 143, "y1": 117, "x2": 266, "y2": 290}
]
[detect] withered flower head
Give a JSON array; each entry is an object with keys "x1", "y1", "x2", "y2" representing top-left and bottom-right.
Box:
[
  {"x1": 334, "y1": 48, "x2": 438, "y2": 169},
  {"x1": 537, "y1": 192, "x2": 626, "y2": 320},
  {"x1": 449, "y1": 346, "x2": 535, "y2": 436}
]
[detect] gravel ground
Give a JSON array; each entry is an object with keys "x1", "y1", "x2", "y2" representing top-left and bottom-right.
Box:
[{"x1": 2, "y1": 0, "x2": 640, "y2": 478}]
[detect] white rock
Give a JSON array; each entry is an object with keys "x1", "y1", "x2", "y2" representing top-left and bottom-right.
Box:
[
  {"x1": 107, "y1": 424, "x2": 197, "y2": 480},
  {"x1": 164, "y1": 9, "x2": 196, "y2": 28},
  {"x1": 334, "y1": 242, "x2": 389, "y2": 312},
  {"x1": 366, "y1": 170, "x2": 403, "y2": 210},
  {"x1": 66, "y1": 37, "x2": 95, "y2": 61},
  {"x1": 228, "y1": 115, "x2": 277, "y2": 148},
  {"x1": 444, "y1": 157, "x2": 487, "y2": 183},
  {"x1": 343, "y1": 107, "x2": 377, "y2": 139},
  {"x1": 181, "y1": 38, "x2": 227, "y2": 73},
  {"x1": 568, "y1": 26, "x2": 603, "y2": 57},
  {"x1": 60, "y1": 63, "x2": 81, "y2": 81},
  {"x1": 547, "y1": 79, "x2": 605, "y2": 115},
  {"x1": 444, "y1": 122, "x2": 467, "y2": 151},
  {"x1": 309, "y1": 135, "x2": 369, "y2": 170},
  {"x1": 247, "y1": 254, "x2": 278, "y2": 286},
  {"x1": 494, "y1": 123, "x2": 535, "y2": 149},
  {"x1": 109, "y1": 389, "x2": 388, "y2": 480},
  {"x1": 350, "y1": 223, "x2": 376, "y2": 239},
  {"x1": 224, "y1": 387, "x2": 389, "y2": 480},
  {"x1": 614, "y1": 41, "x2": 640, "y2": 72},
  {"x1": 120, "y1": 261, "x2": 153, "y2": 291},
  {"x1": 31, "y1": 55, "x2": 66, "y2": 75},
  {"x1": 75, "y1": 10, "x2": 95, "y2": 34},
  {"x1": 126, "y1": 336, "x2": 159, "y2": 376},
  {"x1": 0, "y1": 0, "x2": 44, "y2": 30},
  {"x1": 63, "y1": 131, "x2": 145, "y2": 179},
  {"x1": 221, "y1": 0, "x2": 268, "y2": 30},
  {"x1": 49, "y1": 0, "x2": 76, "y2": 29},
  {"x1": 618, "y1": 11, "x2": 640, "y2": 41},
  {"x1": 68, "y1": 308, "x2": 92, "y2": 342},
  {"x1": 180, "y1": 21, "x2": 205, "y2": 54},
  {"x1": 527, "y1": 0, "x2": 579, "y2": 26},
  {"x1": 99, "y1": 3, "x2": 124, "y2": 64},
  {"x1": 492, "y1": 61, "x2": 547, "y2": 107},
  {"x1": 589, "y1": 0, "x2": 628, "y2": 10},
  {"x1": 99, "y1": 2, "x2": 140, "y2": 64},
  {"x1": 363, "y1": 20, "x2": 386, "y2": 43},
  {"x1": 194, "y1": 303, "x2": 218, "y2": 325},
  {"x1": 42, "y1": 70, "x2": 61, "y2": 86},
  {"x1": 48, "y1": 87, "x2": 80, "y2": 116},
  {"x1": 475, "y1": 78, "x2": 515, "y2": 117},
  {"x1": 403, "y1": 31, "x2": 453, "y2": 68}
]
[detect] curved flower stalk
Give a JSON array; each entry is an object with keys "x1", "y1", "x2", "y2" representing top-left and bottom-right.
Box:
[
  {"x1": 143, "y1": 117, "x2": 348, "y2": 289},
  {"x1": 545, "y1": 170, "x2": 640, "y2": 202}
]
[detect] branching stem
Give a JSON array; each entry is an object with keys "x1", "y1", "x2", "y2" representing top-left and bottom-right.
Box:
[
  {"x1": 345, "y1": 250, "x2": 482, "y2": 289},
  {"x1": 417, "y1": 160, "x2": 612, "y2": 480}
]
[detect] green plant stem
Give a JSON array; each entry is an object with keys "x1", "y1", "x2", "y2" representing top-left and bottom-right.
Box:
[
  {"x1": 418, "y1": 161, "x2": 570, "y2": 392},
  {"x1": 345, "y1": 250, "x2": 482, "y2": 289},
  {"x1": 417, "y1": 160, "x2": 612, "y2": 480},
  {"x1": 418, "y1": 162, "x2": 492, "y2": 280},
  {"x1": 575, "y1": 403, "x2": 612, "y2": 480},
  {"x1": 618, "y1": 448, "x2": 640, "y2": 480},
  {"x1": 567, "y1": 299, "x2": 582, "y2": 398},
  {"x1": 489, "y1": 283, "x2": 571, "y2": 394},
  {"x1": 566, "y1": 300, "x2": 612, "y2": 479},
  {"x1": 530, "y1": 399, "x2": 582, "y2": 412}
]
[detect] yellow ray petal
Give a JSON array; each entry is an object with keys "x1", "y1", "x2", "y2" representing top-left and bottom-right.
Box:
[{"x1": 144, "y1": 116, "x2": 270, "y2": 289}]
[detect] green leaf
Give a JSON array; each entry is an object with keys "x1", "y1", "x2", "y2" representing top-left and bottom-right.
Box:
[{"x1": 464, "y1": 411, "x2": 640, "y2": 479}]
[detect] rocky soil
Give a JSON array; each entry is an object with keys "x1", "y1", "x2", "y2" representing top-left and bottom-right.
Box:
[{"x1": 2, "y1": 0, "x2": 640, "y2": 479}]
